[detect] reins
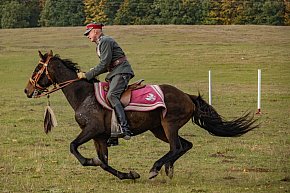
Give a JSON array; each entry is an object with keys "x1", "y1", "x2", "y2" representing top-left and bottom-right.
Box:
[
  {"x1": 35, "y1": 78, "x2": 80, "y2": 98},
  {"x1": 31, "y1": 55, "x2": 80, "y2": 98}
]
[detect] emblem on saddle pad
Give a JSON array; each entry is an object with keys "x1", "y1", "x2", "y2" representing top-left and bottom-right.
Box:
[{"x1": 145, "y1": 93, "x2": 156, "y2": 101}]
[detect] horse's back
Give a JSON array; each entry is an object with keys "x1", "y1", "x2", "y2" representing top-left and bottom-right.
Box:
[
  {"x1": 159, "y1": 84, "x2": 193, "y2": 104},
  {"x1": 159, "y1": 84, "x2": 195, "y2": 124}
]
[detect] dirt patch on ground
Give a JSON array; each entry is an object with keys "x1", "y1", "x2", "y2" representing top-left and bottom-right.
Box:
[
  {"x1": 229, "y1": 167, "x2": 271, "y2": 173},
  {"x1": 280, "y1": 177, "x2": 290, "y2": 182},
  {"x1": 210, "y1": 151, "x2": 235, "y2": 159},
  {"x1": 223, "y1": 176, "x2": 236, "y2": 180}
]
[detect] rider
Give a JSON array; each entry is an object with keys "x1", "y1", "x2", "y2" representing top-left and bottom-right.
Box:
[{"x1": 77, "y1": 22, "x2": 134, "y2": 140}]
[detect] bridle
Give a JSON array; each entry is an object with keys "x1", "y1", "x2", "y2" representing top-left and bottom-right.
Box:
[
  {"x1": 29, "y1": 55, "x2": 79, "y2": 98},
  {"x1": 29, "y1": 55, "x2": 54, "y2": 93}
]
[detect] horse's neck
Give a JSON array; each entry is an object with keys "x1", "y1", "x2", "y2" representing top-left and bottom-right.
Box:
[
  {"x1": 52, "y1": 62, "x2": 95, "y2": 111},
  {"x1": 61, "y1": 81, "x2": 95, "y2": 111}
]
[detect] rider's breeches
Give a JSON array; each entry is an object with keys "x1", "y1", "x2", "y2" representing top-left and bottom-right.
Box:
[{"x1": 107, "y1": 73, "x2": 131, "y2": 108}]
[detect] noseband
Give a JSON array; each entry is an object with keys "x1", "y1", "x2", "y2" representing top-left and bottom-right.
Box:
[{"x1": 30, "y1": 56, "x2": 79, "y2": 98}]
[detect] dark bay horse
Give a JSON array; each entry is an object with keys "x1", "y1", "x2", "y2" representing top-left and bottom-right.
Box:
[{"x1": 24, "y1": 51, "x2": 258, "y2": 180}]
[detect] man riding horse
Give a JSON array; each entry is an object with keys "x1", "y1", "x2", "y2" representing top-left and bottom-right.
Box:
[{"x1": 77, "y1": 22, "x2": 134, "y2": 140}]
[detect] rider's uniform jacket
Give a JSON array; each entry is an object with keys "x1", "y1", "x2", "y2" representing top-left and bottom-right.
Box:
[{"x1": 85, "y1": 34, "x2": 134, "y2": 81}]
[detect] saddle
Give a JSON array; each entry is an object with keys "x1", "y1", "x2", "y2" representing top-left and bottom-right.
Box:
[
  {"x1": 102, "y1": 79, "x2": 145, "y2": 107},
  {"x1": 121, "y1": 79, "x2": 145, "y2": 106}
]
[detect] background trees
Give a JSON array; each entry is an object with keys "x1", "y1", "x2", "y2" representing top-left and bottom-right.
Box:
[
  {"x1": 0, "y1": 0, "x2": 289, "y2": 28},
  {"x1": 39, "y1": 0, "x2": 85, "y2": 27},
  {"x1": 84, "y1": 0, "x2": 108, "y2": 24},
  {"x1": 0, "y1": 0, "x2": 37, "y2": 28}
]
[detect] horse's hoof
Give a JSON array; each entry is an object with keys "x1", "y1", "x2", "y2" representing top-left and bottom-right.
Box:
[
  {"x1": 129, "y1": 171, "x2": 140, "y2": 179},
  {"x1": 165, "y1": 165, "x2": 174, "y2": 179},
  {"x1": 149, "y1": 170, "x2": 159, "y2": 179},
  {"x1": 92, "y1": 157, "x2": 102, "y2": 166}
]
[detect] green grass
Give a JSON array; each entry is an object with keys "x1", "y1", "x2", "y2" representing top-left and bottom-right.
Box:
[{"x1": 0, "y1": 25, "x2": 289, "y2": 193}]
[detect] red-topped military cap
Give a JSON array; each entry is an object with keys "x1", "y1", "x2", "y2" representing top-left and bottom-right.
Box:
[{"x1": 84, "y1": 22, "x2": 104, "y2": 36}]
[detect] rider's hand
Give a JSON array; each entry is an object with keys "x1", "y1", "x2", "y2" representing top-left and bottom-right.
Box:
[{"x1": 77, "y1": 72, "x2": 86, "y2": 79}]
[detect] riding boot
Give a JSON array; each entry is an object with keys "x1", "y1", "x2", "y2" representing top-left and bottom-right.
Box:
[{"x1": 114, "y1": 104, "x2": 133, "y2": 140}]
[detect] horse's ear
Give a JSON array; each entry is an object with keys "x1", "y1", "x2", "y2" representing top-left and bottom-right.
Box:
[
  {"x1": 38, "y1": 50, "x2": 44, "y2": 60},
  {"x1": 48, "y1": 50, "x2": 53, "y2": 57}
]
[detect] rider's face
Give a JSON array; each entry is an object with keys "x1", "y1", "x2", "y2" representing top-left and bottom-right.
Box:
[{"x1": 87, "y1": 29, "x2": 100, "y2": 43}]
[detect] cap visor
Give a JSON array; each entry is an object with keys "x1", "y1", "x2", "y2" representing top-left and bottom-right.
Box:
[{"x1": 84, "y1": 28, "x2": 92, "y2": 36}]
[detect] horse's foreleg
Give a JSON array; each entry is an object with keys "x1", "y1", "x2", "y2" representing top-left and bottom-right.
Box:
[
  {"x1": 93, "y1": 138, "x2": 108, "y2": 164},
  {"x1": 70, "y1": 129, "x2": 100, "y2": 166},
  {"x1": 93, "y1": 138, "x2": 140, "y2": 180},
  {"x1": 100, "y1": 163, "x2": 140, "y2": 180}
]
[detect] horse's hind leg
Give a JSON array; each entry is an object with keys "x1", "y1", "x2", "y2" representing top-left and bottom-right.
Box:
[
  {"x1": 164, "y1": 136, "x2": 193, "y2": 178},
  {"x1": 151, "y1": 127, "x2": 193, "y2": 179},
  {"x1": 93, "y1": 138, "x2": 140, "y2": 180},
  {"x1": 149, "y1": 121, "x2": 183, "y2": 179}
]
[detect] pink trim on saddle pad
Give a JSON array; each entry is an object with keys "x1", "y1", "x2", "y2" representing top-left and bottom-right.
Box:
[{"x1": 94, "y1": 82, "x2": 167, "y2": 117}]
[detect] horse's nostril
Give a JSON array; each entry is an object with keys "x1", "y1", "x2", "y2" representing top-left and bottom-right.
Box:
[{"x1": 24, "y1": 88, "x2": 28, "y2": 94}]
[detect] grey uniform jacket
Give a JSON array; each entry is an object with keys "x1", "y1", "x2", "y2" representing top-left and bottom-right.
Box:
[{"x1": 85, "y1": 35, "x2": 134, "y2": 81}]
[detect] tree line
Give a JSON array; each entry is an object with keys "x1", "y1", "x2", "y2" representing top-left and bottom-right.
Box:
[{"x1": 0, "y1": 0, "x2": 289, "y2": 29}]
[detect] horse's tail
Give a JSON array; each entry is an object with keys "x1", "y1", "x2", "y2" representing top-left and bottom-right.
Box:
[{"x1": 188, "y1": 94, "x2": 258, "y2": 137}]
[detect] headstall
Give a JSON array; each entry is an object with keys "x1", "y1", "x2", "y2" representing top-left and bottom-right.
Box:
[{"x1": 30, "y1": 56, "x2": 79, "y2": 98}]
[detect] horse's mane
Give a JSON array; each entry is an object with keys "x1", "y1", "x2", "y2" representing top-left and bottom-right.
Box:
[{"x1": 53, "y1": 54, "x2": 80, "y2": 73}]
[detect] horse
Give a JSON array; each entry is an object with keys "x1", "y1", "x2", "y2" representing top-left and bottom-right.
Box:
[{"x1": 24, "y1": 50, "x2": 258, "y2": 180}]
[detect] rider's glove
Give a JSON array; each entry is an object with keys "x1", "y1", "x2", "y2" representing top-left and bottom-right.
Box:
[{"x1": 77, "y1": 72, "x2": 86, "y2": 79}]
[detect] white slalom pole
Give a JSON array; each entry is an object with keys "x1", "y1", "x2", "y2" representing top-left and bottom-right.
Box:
[
  {"x1": 209, "y1": 70, "x2": 212, "y2": 105},
  {"x1": 256, "y1": 69, "x2": 261, "y2": 114}
]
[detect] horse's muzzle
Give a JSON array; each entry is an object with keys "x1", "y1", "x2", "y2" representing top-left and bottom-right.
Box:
[
  {"x1": 24, "y1": 88, "x2": 33, "y2": 98},
  {"x1": 24, "y1": 81, "x2": 37, "y2": 98}
]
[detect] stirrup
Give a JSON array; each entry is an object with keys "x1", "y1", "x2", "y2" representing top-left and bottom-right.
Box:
[
  {"x1": 121, "y1": 127, "x2": 132, "y2": 140},
  {"x1": 122, "y1": 134, "x2": 131, "y2": 140},
  {"x1": 107, "y1": 137, "x2": 119, "y2": 146}
]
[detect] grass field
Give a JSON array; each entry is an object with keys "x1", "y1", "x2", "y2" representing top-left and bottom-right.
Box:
[{"x1": 0, "y1": 25, "x2": 289, "y2": 193}]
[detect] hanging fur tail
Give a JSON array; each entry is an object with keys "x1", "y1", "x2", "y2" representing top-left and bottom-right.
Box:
[
  {"x1": 44, "y1": 105, "x2": 58, "y2": 134},
  {"x1": 188, "y1": 94, "x2": 258, "y2": 137}
]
